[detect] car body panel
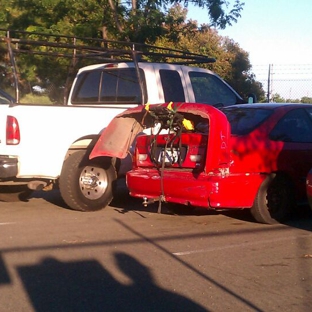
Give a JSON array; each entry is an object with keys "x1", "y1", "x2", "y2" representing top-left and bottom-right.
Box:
[
  {"x1": 91, "y1": 102, "x2": 312, "y2": 210},
  {"x1": 90, "y1": 102, "x2": 231, "y2": 169},
  {"x1": 127, "y1": 169, "x2": 266, "y2": 208}
]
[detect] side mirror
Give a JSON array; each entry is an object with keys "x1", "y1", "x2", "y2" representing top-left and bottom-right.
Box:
[{"x1": 247, "y1": 93, "x2": 257, "y2": 104}]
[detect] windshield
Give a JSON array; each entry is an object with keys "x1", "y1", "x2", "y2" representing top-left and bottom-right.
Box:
[{"x1": 221, "y1": 107, "x2": 273, "y2": 135}]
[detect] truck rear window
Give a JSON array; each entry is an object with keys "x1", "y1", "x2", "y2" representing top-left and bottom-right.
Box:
[{"x1": 71, "y1": 68, "x2": 146, "y2": 104}]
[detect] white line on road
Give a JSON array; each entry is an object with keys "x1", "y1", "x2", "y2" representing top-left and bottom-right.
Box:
[
  {"x1": 0, "y1": 222, "x2": 16, "y2": 225},
  {"x1": 172, "y1": 234, "x2": 311, "y2": 256}
]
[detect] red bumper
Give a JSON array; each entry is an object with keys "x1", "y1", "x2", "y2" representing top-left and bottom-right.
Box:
[{"x1": 126, "y1": 169, "x2": 266, "y2": 209}]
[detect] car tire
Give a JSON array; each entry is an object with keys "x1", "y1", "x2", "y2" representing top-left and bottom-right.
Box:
[
  {"x1": 251, "y1": 174, "x2": 295, "y2": 224},
  {"x1": 59, "y1": 151, "x2": 117, "y2": 212},
  {"x1": 0, "y1": 185, "x2": 33, "y2": 202}
]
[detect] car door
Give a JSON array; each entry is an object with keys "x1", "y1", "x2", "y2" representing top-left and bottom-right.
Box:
[{"x1": 269, "y1": 107, "x2": 312, "y2": 196}]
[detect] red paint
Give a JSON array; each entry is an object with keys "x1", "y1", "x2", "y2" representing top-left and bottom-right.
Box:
[
  {"x1": 90, "y1": 102, "x2": 312, "y2": 211},
  {"x1": 125, "y1": 103, "x2": 312, "y2": 210}
]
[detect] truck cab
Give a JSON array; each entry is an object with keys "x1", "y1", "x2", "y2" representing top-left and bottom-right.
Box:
[{"x1": 68, "y1": 62, "x2": 244, "y2": 107}]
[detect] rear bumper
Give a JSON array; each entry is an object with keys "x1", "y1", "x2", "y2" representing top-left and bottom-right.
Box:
[
  {"x1": 0, "y1": 156, "x2": 18, "y2": 179},
  {"x1": 126, "y1": 169, "x2": 266, "y2": 209}
]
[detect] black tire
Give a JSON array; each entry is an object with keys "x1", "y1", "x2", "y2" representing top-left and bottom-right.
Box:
[
  {"x1": 251, "y1": 174, "x2": 295, "y2": 224},
  {"x1": 0, "y1": 185, "x2": 33, "y2": 202},
  {"x1": 59, "y1": 151, "x2": 117, "y2": 212}
]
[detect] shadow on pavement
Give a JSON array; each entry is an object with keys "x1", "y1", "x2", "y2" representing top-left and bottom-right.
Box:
[
  {"x1": 0, "y1": 253, "x2": 11, "y2": 285},
  {"x1": 17, "y1": 253, "x2": 207, "y2": 312}
]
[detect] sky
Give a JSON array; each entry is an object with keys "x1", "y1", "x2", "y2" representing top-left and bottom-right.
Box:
[{"x1": 187, "y1": 0, "x2": 312, "y2": 99}]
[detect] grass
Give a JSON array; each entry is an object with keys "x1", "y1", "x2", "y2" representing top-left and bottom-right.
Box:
[{"x1": 19, "y1": 93, "x2": 54, "y2": 105}]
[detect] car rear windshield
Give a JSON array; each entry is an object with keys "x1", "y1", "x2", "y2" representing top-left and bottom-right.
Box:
[
  {"x1": 221, "y1": 107, "x2": 273, "y2": 135},
  {"x1": 71, "y1": 68, "x2": 146, "y2": 104}
]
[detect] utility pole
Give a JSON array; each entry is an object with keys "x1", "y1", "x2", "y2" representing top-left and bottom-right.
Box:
[
  {"x1": 267, "y1": 64, "x2": 271, "y2": 102},
  {"x1": 267, "y1": 64, "x2": 274, "y2": 102}
]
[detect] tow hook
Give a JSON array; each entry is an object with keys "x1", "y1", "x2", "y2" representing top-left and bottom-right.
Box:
[{"x1": 143, "y1": 197, "x2": 155, "y2": 207}]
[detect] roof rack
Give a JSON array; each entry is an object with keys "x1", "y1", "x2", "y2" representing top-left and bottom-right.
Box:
[
  {"x1": 0, "y1": 29, "x2": 215, "y2": 104},
  {"x1": 0, "y1": 28, "x2": 215, "y2": 65}
]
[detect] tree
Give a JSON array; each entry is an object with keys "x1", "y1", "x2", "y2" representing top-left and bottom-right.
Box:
[
  {"x1": 155, "y1": 6, "x2": 265, "y2": 101},
  {"x1": 221, "y1": 38, "x2": 265, "y2": 101},
  {"x1": 1, "y1": 0, "x2": 244, "y2": 42},
  {"x1": 183, "y1": 0, "x2": 244, "y2": 29},
  {"x1": 301, "y1": 96, "x2": 312, "y2": 104},
  {"x1": 0, "y1": 1, "x2": 253, "y2": 100},
  {"x1": 271, "y1": 93, "x2": 285, "y2": 103}
]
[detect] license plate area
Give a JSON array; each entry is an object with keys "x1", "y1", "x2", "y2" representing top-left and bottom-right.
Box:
[{"x1": 156, "y1": 147, "x2": 186, "y2": 166}]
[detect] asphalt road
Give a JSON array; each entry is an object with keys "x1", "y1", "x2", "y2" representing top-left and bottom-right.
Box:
[{"x1": 0, "y1": 185, "x2": 312, "y2": 312}]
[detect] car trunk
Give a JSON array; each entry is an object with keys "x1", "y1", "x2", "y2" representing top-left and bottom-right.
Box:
[{"x1": 90, "y1": 102, "x2": 232, "y2": 174}]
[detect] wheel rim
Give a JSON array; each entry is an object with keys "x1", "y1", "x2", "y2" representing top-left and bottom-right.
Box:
[{"x1": 79, "y1": 166, "x2": 108, "y2": 200}]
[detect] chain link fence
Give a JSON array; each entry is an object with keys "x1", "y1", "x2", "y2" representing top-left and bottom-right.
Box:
[{"x1": 253, "y1": 64, "x2": 312, "y2": 103}]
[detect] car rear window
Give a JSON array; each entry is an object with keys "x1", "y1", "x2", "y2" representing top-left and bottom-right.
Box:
[{"x1": 221, "y1": 107, "x2": 273, "y2": 135}]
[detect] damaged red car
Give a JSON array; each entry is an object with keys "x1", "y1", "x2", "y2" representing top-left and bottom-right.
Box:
[{"x1": 90, "y1": 102, "x2": 312, "y2": 224}]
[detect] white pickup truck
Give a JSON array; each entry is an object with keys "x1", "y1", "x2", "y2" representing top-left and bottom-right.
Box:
[{"x1": 0, "y1": 32, "x2": 246, "y2": 211}]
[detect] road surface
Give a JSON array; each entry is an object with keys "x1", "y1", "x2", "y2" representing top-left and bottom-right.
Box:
[{"x1": 0, "y1": 187, "x2": 311, "y2": 311}]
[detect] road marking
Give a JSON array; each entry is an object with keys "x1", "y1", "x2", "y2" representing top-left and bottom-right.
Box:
[
  {"x1": 172, "y1": 235, "x2": 308, "y2": 256},
  {"x1": 0, "y1": 222, "x2": 16, "y2": 225}
]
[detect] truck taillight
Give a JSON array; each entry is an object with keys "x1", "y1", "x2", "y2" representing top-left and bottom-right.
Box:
[{"x1": 6, "y1": 116, "x2": 20, "y2": 145}]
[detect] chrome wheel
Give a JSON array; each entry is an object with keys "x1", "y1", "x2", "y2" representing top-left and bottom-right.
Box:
[
  {"x1": 60, "y1": 151, "x2": 117, "y2": 211},
  {"x1": 79, "y1": 165, "x2": 108, "y2": 200}
]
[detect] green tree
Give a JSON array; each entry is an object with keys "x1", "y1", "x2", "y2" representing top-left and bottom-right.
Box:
[
  {"x1": 301, "y1": 96, "x2": 312, "y2": 103},
  {"x1": 221, "y1": 38, "x2": 265, "y2": 101},
  {"x1": 271, "y1": 93, "x2": 285, "y2": 103},
  {"x1": 1, "y1": 0, "x2": 244, "y2": 42},
  {"x1": 155, "y1": 6, "x2": 265, "y2": 101},
  {"x1": 0, "y1": 1, "x2": 251, "y2": 100}
]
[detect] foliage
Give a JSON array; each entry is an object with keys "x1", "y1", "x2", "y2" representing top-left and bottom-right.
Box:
[
  {"x1": 220, "y1": 37, "x2": 265, "y2": 101},
  {"x1": 20, "y1": 93, "x2": 53, "y2": 104},
  {"x1": 183, "y1": 0, "x2": 245, "y2": 29},
  {"x1": 301, "y1": 96, "x2": 312, "y2": 104},
  {"x1": 155, "y1": 5, "x2": 265, "y2": 101},
  {"x1": 0, "y1": 0, "x2": 265, "y2": 103},
  {"x1": 271, "y1": 93, "x2": 311, "y2": 104},
  {"x1": 0, "y1": 0, "x2": 244, "y2": 40},
  {"x1": 271, "y1": 93, "x2": 285, "y2": 103}
]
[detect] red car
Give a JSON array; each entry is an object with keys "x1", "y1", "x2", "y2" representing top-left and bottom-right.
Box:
[{"x1": 90, "y1": 102, "x2": 312, "y2": 224}]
